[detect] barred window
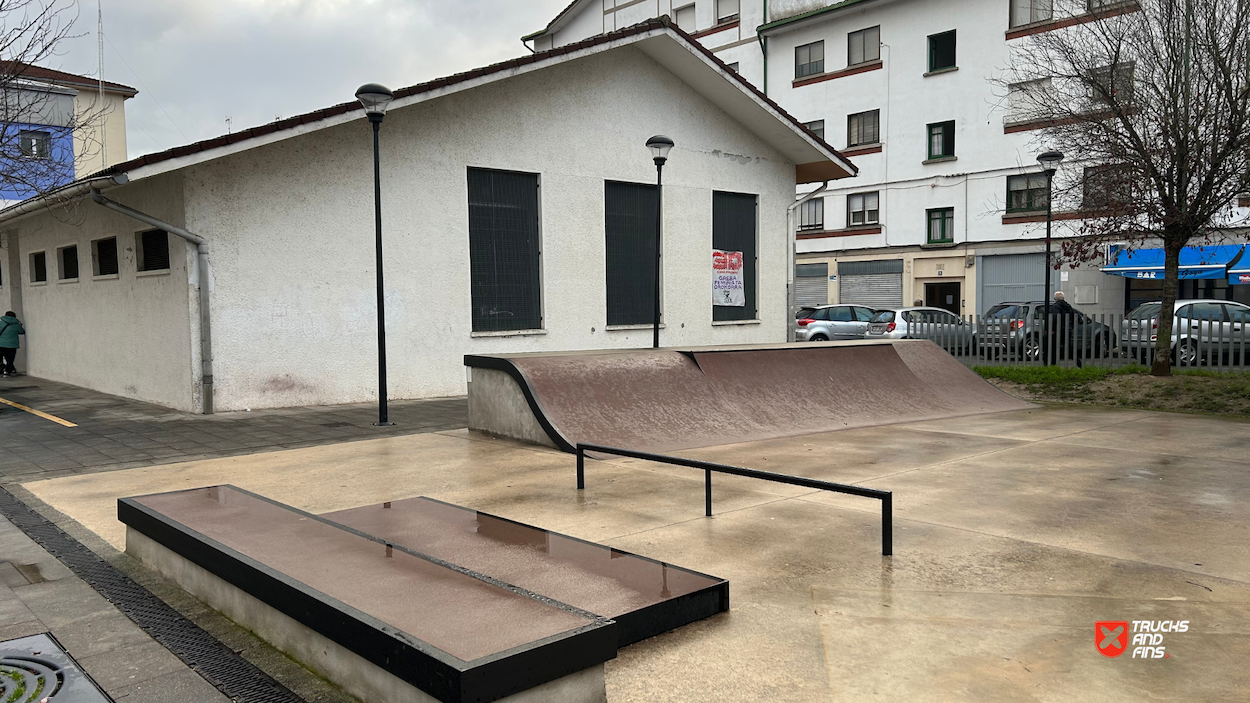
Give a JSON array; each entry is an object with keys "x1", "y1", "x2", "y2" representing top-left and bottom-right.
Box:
[
  {"x1": 604, "y1": 181, "x2": 658, "y2": 326},
  {"x1": 468, "y1": 168, "x2": 543, "y2": 332},
  {"x1": 712, "y1": 191, "x2": 757, "y2": 322},
  {"x1": 137, "y1": 230, "x2": 170, "y2": 271}
]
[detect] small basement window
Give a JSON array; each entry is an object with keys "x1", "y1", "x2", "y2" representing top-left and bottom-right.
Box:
[
  {"x1": 58, "y1": 245, "x2": 79, "y2": 280},
  {"x1": 30, "y1": 252, "x2": 46, "y2": 282},
  {"x1": 137, "y1": 230, "x2": 171, "y2": 272},
  {"x1": 93, "y1": 237, "x2": 119, "y2": 276},
  {"x1": 928, "y1": 30, "x2": 956, "y2": 72}
]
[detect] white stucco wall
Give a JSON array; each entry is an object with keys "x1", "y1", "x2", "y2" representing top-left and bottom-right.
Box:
[
  {"x1": 74, "y1": 90, "x2": 130, "y2": 175},
  {"x1": 179, "y1": 44, "x2": 797, "y2": 411},
  {"x1": 7, "y1": 174, "x2": 196, "y2": 409}
]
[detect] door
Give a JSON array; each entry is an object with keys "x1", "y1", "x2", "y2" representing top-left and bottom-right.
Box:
[{"x1": 925, "y1": 282, "x2": 961, "y2": 316}]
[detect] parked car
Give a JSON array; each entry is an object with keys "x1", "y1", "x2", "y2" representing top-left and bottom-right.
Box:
[
  {"x1": 795, "y1": 304, "x2": 879, "y2": 341},
  {"x1": 979, "y1": 301, "x2": 1117, "y2": 361},
  {"x1": 866, "y1": 306, "x2": 976, "y2": 354},
  {"x1": 1121, "y1": 299, "x2": 1250, "y2": 365}
]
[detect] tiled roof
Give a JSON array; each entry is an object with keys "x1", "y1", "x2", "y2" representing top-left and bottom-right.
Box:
[
  {"x1": 2, "y1": 61, "x2": 137, "y2": 96},
  {"x1": 90, "y1": 17, "x2": 852, "y2": 179}
]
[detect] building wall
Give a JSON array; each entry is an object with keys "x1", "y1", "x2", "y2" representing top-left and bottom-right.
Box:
[
  {"x1": 179, "y1": 45, "x2": 797, "y2": 411},
  {"x1": 7, "y1": 173, "x2": 197, "y2": 409},
  {"x1": 74, "y1": 90, "x2": 130, "y2": 175}
]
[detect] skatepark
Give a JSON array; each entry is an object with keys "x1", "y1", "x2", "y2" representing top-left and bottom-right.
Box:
[{"x1": 9, "y1": 340, "x2": 1249, "y2": 702}]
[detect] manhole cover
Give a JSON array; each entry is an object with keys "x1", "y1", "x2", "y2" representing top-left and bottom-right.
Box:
[{"x1": 0, "y1": 633, "x2": 112, "y2": 702}]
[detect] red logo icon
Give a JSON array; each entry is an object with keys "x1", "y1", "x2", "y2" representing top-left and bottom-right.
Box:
[{"x1": 1096, "y1": 621, "x2": 1129, "y2": 658}]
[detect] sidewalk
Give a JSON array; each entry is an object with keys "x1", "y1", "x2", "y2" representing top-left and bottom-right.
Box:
[{"x1": 0, "y1": 375, "x2": 467, "y2": 482}]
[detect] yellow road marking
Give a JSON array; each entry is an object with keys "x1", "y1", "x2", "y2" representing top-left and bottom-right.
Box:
[{"x1": 0, "y1": 397, "x2": 77, "y2": 427}]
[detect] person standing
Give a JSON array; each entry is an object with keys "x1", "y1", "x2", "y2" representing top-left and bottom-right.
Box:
[
  {"x1": 0, "y1": 311, "x2": 24, "y2": 377},
  {"x1": 1050, "y1": 292, "x2": 1081, "y2": 368}
]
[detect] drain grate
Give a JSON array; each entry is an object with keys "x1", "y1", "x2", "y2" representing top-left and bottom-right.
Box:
[
  {"x1": 0, "y1": 632, "x2": 111, "y2": 702},
  {"x1": 0, "y1": 488, "x2": 305, "y2": 703}
]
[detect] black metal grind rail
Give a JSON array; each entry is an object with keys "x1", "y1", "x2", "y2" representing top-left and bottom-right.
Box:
[
  {"x1": 0, "y1": 487, "x2": 306, "y2": 703},
  {"x1": 576, "y1": 443, "x2": 893, "y2": 556}
]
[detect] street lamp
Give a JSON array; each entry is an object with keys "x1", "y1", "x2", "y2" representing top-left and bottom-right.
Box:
[
  {"x1": 646, "y1": 135, "x2": 673, "y2": 349},
  {"x1": 357, "y1": 82, "x2": 395, "y2": 425},
  {"x1": 1037, "y1": 150, "x2": 1064, "y2": 365}
]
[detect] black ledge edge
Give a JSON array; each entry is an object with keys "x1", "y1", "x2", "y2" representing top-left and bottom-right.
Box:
[
  {"x1": 463, "y1": 354, "x2": 576, "y2": 453},
  {"x1": 419, "y1": 497, "x2": 731, "y2": 647},
  {"x1": 117, "y1": 490, "x2": 618, "y2": 703}
]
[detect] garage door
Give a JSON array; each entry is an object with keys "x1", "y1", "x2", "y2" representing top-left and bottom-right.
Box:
[
  {"x1": 839, "y1": 259, "x2": 903, "y2": 308},
  {"x1": 795, "y1": 263, "x2": 829, "y2": 307},
  {"x1": 979, "y1": 254, "x2": 1049, "y2": 314}
]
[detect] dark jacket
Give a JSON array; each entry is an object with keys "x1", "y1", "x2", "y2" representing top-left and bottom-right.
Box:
[{"x1": 0, "y1": 315, "x2": 23, "y2": 349}]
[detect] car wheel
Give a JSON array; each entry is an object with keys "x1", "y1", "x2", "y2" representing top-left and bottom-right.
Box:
[
  {"x1": 1023, "y1": 336, "x2": 1042, "y2": 361},
  {"x1": 810, "y1": 334, "x2": 829, "y2": 342},
  {"x1": 1174, "y1": 339, "x2": 1198, "y2": 366}
]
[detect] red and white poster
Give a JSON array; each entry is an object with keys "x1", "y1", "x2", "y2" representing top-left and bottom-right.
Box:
[{"x1": 712, "y1": 249, "x2": 745, "y2": 307}]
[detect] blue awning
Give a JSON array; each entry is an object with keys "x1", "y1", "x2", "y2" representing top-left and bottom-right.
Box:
[
  {"x1": 1102, "y1": 245, "x2": 1245, "y2": 280},
  {"x1": 1231, "y1": 263, "x2": 1250, "y2": 285}
]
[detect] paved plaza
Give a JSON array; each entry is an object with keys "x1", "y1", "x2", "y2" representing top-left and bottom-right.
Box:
[{"x1": 6, "y1": 385, "x2": 1246, "y2": 701}]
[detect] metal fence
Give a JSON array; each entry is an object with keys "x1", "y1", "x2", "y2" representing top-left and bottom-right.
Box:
[{"x1": 897, "y1": 311, "x2": 1250, "y2": 370}]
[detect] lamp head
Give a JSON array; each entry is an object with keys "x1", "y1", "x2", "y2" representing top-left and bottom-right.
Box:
[
  {"x1": 356, "y1": 83, "x2": 394, "y2": 121},
  {"x1": 646, "y1": 135, "x2": 674, "y2": 164},
  {"x1": 1037, "y1": 150, "x2": 1065, "y2": 173}
]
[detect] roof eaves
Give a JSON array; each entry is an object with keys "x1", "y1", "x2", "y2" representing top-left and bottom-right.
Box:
[
  {"x1": 756, "y1": 0, "x2": 882, "y2": 34},
  {"x1": 522, "y1": 0, "x2": 586, "y2": 42}
]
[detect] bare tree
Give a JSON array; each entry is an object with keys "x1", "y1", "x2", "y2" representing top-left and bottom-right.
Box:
[
  {"x1": 1004, "y1": 0, "x2": 1250, "y2": 375},
  {"x1": 0, "y1": 0, "x2": 108, "y2": 203}
]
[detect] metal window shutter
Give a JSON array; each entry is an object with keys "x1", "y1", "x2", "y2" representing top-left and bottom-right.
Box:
[
  {"x1": 795, "y1": 275, "x2": 828, "y2": 307},
  {"x1": 978, "y1": 253, "x2": 1047, "y2": 314},
  {"x1": 839, "y1": 272, "x2": 903, "y2": 308}
]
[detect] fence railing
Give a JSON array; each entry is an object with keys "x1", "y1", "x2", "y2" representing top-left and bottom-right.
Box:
[
  {"x1": 576, "y1": 442, "x2": 893, "y2": 556},
  {"x1": 870, "y1": 310, "x2": 1250, "y2": 370}
]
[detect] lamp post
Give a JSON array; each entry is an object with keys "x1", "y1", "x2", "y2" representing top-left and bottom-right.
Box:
[
  {"x1": 357, "y1": 83, "x2": 395, "y2": 425},
  {"x1": 646, "y1": 135, "x2": 673, "y2": 349},
  {"x1": 1037, "y1": 150, "x2": 1065, "y2": 366}
]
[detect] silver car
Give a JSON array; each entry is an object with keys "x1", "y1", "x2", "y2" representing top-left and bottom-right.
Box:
[
  {"x1": 866, "y1": 306, "x2": 976, "y2": 354},
  {"x1": 795, "y1": 304, "x2": 878, "y2": 341},
  {"x1": 1122, "y1": 299, "x2": 1250, "y2": 364}
]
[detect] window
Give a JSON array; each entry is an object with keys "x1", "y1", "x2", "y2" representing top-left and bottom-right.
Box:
[
  {"x1": 137, "y1": 230, "x2": 171, "y2": 271},
  {"x1": 468, "y1": 168, "x2": 543, "y2": 332},
  {"x1": 19, "y1": 131, "x2": 50, "y2": 159},
  {"x1": 674, "y1": 4, "x2": 695, "y2": 30},
  {"x1": 726, "y1": 62, "x2": 739, "y2": 73},
  {"x1": 604, "y1": 181, "x2": 658, "y2": 327},
  {"x1": 848, "y1": 26, "x2": 880, "y2": 66},
  {"x1": 1010, "y1": 0, "x2": 1052, "y2": 27},
  {"x1": 796, "y1": 41, "x2": 824, "y2": 78},
  {"x1": 30, "y1": 252, "x2": 46, "y2": 283},
  {"x1": 803, "y1": 120, "x2": 825, "y2": 140},
  {"x1": 799, "y1": 198, "x2": 824, "y2": 231},
  {"x1": 58, "y1": 245, "x2": 78, "y2": 280},
  {"x1": 928, "y1": 30, "x2": 956, "y2": 72},
  {"x1": 853, "y1": 307, "x2": 876, "y2": 322},
  {"x1": 1083, "y1": 164, "x2": 1132, "y2": 210},
  {"x1": 927, "y1": 208, "x2": 955, "y2": 244},
  {"x1": 712, "y1": 191, "x2": 757, "y2": 322},
  {"x1": 848, "y1": 192, "x2": 880, "y2": 225},
  {"x1": 1240, "y1": 194, "x2": 1250, "y2": 208},
  {"x1": 1007, "y1": 174, "x2": 1049, "y2": 212},
  {"x1": 717, "y1": 0, "x2": 739, "y2": 23},
  {"x1": 1089, "y1": 62, "x2": 1135, "y2": 107},
  {"x1": 92, "y1": 237, "x2": 119, "y2": 276},
  {"x1": 927, "y1": 121, "x2": 955, "y2": 159},
  {"x1": 847, "y1": 110, "x2": 880, "y2": 147},
  {"x1": 829, "y1": 306, "x2": 853, "y2": 322}
]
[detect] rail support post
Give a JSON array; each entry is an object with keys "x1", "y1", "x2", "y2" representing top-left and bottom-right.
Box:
[
  {"x1": 882, "y1": 492, "x2": 893, "y2": 556},
  {"x1": 705, "y1": 469, "x2": 712, "y2": 517},
  {"x1": 576, "y1": 445, "x2": 585, "y2": 490}
]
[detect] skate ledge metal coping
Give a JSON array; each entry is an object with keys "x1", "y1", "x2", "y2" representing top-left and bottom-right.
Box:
[
  {"x1": 118, "y1": 486, "x2": 617, "y2": 703},
  {"x1": 576, "y1": 443, "x2": 893, "y2": 556}
]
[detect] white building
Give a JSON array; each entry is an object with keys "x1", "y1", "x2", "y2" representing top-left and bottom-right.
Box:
[
  {"x1": 0, "y1": 20, "x2": 853, "y2": 413},
  {"x1": 528, "y1": 0, "x2": 1250, "y2": 317}
]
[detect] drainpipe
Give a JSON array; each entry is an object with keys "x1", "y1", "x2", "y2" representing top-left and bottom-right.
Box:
[
  {"x1": 90, "y1": 189, "x2": 215, "y2": 414},
  {"x1": 787, "y1": 181, "x2": 829, "y2": 341}
]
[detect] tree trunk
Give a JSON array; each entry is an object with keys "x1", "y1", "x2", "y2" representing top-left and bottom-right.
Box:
[{"x1": 1151, "y1": 238, "x2": 1185, "y2": 376}]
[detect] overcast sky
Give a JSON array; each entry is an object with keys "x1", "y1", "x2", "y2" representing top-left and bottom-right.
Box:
[{"x1": 54, "y1": 0, "x2": 570, "y2": 159}]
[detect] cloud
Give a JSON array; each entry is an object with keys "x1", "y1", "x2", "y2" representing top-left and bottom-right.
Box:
[{"x1": 53, "y1": 0, "x2": 570, "y2": 157}]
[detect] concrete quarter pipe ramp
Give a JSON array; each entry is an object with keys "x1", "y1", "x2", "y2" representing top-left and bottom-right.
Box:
[{"x1": 466, "y1": 340, "x2": 1031, "y2": 453}]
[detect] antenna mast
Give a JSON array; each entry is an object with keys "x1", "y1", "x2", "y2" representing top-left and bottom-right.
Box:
[{"x1": 98, "y1": 0, "x2": 106, "y2": 166}]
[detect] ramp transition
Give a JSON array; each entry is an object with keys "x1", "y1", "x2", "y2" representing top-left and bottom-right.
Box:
[{"x1": 465, "y1": 340, "x2": 1031, "y2": 453}]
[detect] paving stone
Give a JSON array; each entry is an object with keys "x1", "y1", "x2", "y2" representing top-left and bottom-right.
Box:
[
  {"x1": 77, "y1": 638, "x2": 189, "y2": 690},
  {"x1": 106, "y1": 667, "x2": 232, "y2": 703}
]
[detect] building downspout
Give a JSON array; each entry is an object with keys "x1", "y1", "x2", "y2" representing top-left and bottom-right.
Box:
[
  {"x1": 90, "y1": 189, "x2": 214, "y2": 414},
  {"x1": 786, "y1": 181, "x2": 829, "y2": 341}
]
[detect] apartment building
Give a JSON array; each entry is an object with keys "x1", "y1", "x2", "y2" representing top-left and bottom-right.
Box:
[{"x1": 528, "y1": 0, "x2": 1250, "y2": 317}]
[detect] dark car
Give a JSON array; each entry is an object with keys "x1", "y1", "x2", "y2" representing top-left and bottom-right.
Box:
[{"x1": 979, "y1": 301, "x2": 1116, "y2": 361}]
